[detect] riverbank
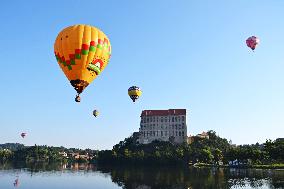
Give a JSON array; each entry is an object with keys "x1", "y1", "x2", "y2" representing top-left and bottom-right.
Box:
[{"x1": 193, "y1": 163, "x2": 284, "y2": 169}]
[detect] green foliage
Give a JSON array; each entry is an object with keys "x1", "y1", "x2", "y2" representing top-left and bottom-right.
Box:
[
  {"x1": 0, "y1": 149, "x2": 13, "y2": 163},
  {"x1": 0, "y1": 143, "x2": 25, "y2": 151},
  {"x1": 0, "y1": 144, "x2": 97, "y2": 164},
  {"x1": 1, "y1": 131, "x2": 283, "y2": 167},
  {"x1": 98, "y1": 131, "x2": 284, "y2": 166}
]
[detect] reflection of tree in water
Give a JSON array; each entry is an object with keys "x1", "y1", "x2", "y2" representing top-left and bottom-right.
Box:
[
  {"x1": 97, "y1": 166, "x2": 284, "y2": 189},
  {"x1": 226, "y1": 169, "x2": 284, "y2": 189},
  {"x1": 0, "y1": 162, "x2": 97, "y2": 177}
]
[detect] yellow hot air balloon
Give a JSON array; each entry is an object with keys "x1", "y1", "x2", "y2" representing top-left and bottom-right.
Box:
[
  {"x1": 128, "y1": 86, "x2": 142, "y2": 102},
  {"x1": 54, "y1": 24, "x2": 111, "y2": 102},
  {"x1": 93, "y1": 109, "x2": 99, "y2": 117}
]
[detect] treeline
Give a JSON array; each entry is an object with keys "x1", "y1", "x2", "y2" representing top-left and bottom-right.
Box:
[
  {"x1": 0, "y1": 143, "x2": 25, "y2": 151},
  {"x1": 1, "y1": 131, "x2": 283, "y2": 166},
  {"x1": 97, "y1": 131, "x2": 284, "y2": 166},
  {"x1": 0, "y1": 144, "x2": 98, "y2": 164}
]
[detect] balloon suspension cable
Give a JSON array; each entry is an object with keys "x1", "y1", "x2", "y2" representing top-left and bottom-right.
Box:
[{"x1": 75, "y1": 94, "x2": 81, "y2": 103}]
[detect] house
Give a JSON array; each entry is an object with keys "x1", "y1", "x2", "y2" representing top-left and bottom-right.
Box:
[
  {"x1": 196, "y1": 132, "x2": 209, "y2": 139},
  {"x1": 59, "y1": 152, "x2": 68, "y2": 157}
]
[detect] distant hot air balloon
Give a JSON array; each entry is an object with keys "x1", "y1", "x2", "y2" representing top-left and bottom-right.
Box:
[
  {"x1": 246, "y1": 36, "x2": 259, "y2": 51},
  {"x1": 54, "y1": 25, "x2": 112, "y2": 102},
  {"x1": 128, "y1": 86, "x2": 142, "y2": 102},
  {"x1": 20, "y1": 133, "x2": 26, "y2": 138},
  {"x1": 93, "y1": 110, "x2": 99, "y2": 117}
]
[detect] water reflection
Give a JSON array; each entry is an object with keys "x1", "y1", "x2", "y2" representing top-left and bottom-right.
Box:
[
  {"x1": 98, "y1": 166, "x2": 284, "y2": 189},
  {"x1": 13, "y1": 176, "x2": 19, "y2": 187},
  {"x1": 1, "y1": 162, "x2": 96, "y2": 172},
  {"x1": 0, "y1": 163, "x2": 283, "y2": 189}
]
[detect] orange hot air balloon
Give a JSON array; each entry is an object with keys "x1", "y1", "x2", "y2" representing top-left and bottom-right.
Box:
[{"x1": 54, "y1": 25, "x2": 111, "y2": 102}]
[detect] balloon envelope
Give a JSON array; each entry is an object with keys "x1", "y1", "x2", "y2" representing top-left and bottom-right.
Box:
[
  {"x1": 128, "y1": 86, "x2": 142, "y2": 102},
  {"x1": 93, "y1": 110, "x2": 99, "y2": 117},
  {"x1": 246, "y1": 36, "x2": 259, "y2": 50},
  {"x1": 20, "y1": 133, "x2": 26, "y2": 138},
  {"x1": 54, "y1": 25, "x2": 111, "y2": 101}
]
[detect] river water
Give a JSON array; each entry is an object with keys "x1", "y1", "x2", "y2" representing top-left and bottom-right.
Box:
[{"x1": 0, "y1": 163, "x2": 283, "y2": 189}]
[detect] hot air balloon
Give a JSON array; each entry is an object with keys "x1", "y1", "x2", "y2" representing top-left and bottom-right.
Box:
[
  {"x1": 128, "y1": 86, "x2": 142, "y2": 102},
  {"x1": 20, "y1": 133, "x2": 26, "y2": 138},
  {"x1": 246, "y1": 36, "x2": 259, "y2": 51},
  {"x1": 54, "y1": 25, "x2": 112, "y2": 102},
  {"x1": 93, "y1": 110, "x2": 99, "y2": 117}
]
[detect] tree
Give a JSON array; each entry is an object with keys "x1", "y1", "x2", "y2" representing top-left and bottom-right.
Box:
[
  {"x1": 212, "y1": 148, "x2": 223, "y2": 164},
  {"x1": 199, "y1": 149, "x2": 213, "y2": 163}
]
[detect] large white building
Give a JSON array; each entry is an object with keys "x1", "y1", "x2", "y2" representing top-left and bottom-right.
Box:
[{"x1": 138, "y1": 109, "x2": 187, "y2": 144}]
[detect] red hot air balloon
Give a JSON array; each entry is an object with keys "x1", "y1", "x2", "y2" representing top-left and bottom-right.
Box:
[
  {"x1": 20, "y1": 133, "x2": 26, "y2": 138},
  {"x1": 246, "y1": 36, "x2": 260, "y2": 51}
]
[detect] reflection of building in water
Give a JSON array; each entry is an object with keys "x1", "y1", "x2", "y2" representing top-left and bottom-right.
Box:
[
  {"x1": 70, "y1": 163, "x2": 96, "y2": 171},
  {"x1": 138, "y1": 109, "x2": 187, "y2": 144}
]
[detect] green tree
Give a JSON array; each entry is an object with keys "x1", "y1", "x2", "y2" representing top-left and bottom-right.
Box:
[{"x1": 212, "y1": 148, "x2": 223, "y2": 164}]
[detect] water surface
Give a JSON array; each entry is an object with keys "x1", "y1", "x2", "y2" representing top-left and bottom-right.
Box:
[{"x1": 0, "y1": 163, "x2": 283, "y2": 189}]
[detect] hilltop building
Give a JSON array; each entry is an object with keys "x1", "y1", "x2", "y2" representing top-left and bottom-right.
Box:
[
  {"x1": 187, "y1": 132, "x2": 210, "y2": 144},
  {"x1": 138, "y1": 109, "x2": 187, "y2": 144}
]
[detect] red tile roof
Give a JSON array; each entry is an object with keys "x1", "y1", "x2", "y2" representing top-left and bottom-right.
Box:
[{"x1": 141, "y1": 109, "x2": 186, "y2": 116}]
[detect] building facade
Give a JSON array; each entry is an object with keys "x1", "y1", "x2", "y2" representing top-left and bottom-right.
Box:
[{"x1": 138, "y1": 109, "x2": 187, "y2": 144}]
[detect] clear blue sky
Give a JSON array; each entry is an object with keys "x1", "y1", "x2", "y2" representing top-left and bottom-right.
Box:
[{"x1": 0, "y1": 0, "x2": 283, "y2": 149}]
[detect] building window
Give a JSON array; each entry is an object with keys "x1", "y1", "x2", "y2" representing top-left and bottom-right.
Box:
[
  {"x1": 175, "y1": 117, "x2": 177, "y2": 122},
  {"x1": 179, "y1": 131, "x2": 181, "y2": 136},
  {"x1": 175, "y1": 125, "x2": 177, "y2": 130},
  {"x1": 176, "y1": 131, "x2": 178, "y2": 136},
  {"x1": 144, "y1": 132, "x2": 145, "y2": 137},
  {"x1": 147, "y1": 118, "x2": 149, "y2": 122},
  {"x1": 182, "y1": 131, "x2": 184, "y2": 136},
  {"x1": 182, "y1": 116, "x2": 185, "y2": 121},
  {"x1": 161, "y1": 131, "x2": 163, "y2": 136},
  {"x1": 172, "y1": 117, "x2": 174, "y2": 122}
]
